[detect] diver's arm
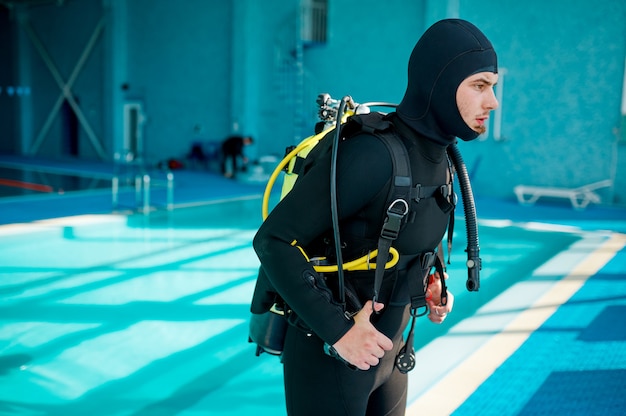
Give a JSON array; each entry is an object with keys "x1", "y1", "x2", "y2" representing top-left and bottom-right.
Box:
[{"x1": 253, "y1": 135, "x2": 392, "y2": 345}]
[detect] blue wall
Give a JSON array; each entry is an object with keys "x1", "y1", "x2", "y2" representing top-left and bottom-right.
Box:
[
  {"x1": 3, "y1": 0, "x2": 626, "y2": 205},
  {"x1": 5, "y1": 0, "x2": 106, "y2": 158},
  {"x1": 459, "y1": 0, "x2": 626, "y2": 203},
  {"x1": 123, "y1": 0, "x2": 233, "y2": 160}
]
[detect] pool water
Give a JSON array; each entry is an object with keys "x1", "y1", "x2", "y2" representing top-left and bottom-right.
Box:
[{"x1": 0, "y1": 197, "x2": 619, "y2": 415}]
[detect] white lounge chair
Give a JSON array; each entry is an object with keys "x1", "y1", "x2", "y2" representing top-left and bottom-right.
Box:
[{"x1": 514, "y1": 179, "x2": 612, "y2": 209}]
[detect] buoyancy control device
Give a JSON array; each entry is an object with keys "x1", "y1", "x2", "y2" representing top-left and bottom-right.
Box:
[{"x1": 249, "y1": 93, "x2": 482, "y2": 364}]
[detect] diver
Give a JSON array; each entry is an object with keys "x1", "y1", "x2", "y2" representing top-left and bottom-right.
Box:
[{"x1": 252, "y1": 19, "x2": 499, "y2": 415}]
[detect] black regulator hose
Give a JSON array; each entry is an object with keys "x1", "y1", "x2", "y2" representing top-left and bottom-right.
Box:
[
  {"x1": 446, "y1": 144, "x2": 481, "y2": 292},
  {"x1": 329, "y1": 96, "x2": 352, "y2": 309}
]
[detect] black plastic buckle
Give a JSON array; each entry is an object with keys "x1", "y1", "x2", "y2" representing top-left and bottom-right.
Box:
[
  {"x1": 413, "y1": 184, "x2": 422, "y2": 203},
  {"x1": 380, "y1": 199, "x2": 409, "y2": 240},
  {"x1": 420, "y1": 252, "x2": 436, "y2": 269},
  {"x1": 282, "y1": 145, "x2": 297, "y2": 173}
]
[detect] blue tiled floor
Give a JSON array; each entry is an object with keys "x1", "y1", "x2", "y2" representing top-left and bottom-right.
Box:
[{"x1": 452, "y1": 246, "x2": 626, "y2": 416}]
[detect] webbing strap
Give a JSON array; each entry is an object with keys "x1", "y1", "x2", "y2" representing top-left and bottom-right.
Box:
[
  {"x1": 372, "y1": 134, "x2": 412, "y2": 307},
  {"x1": 397, "y1": 250, "x2": 436, "y2": 374},
  {"x1": 411, "y1": 183, "x2": 455, "y2": 213},
  {"x1": 337, "y1": 113, "x2": 456, "y2": 313},
  {"x1": 435, "y1": 251, "x2": 448, "y2": 306},
  {"x1": 398, "y1": 250, "x2": 446, "y2": 373},
  {"x1": 406, "y1": 265, "x2": 428, "y2": 314}
]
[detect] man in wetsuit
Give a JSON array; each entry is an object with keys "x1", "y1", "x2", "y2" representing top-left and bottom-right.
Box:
[{"x1": 252, "y1": 19, "x2": 499, "y2": 415}]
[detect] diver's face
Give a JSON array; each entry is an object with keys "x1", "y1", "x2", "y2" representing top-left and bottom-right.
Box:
[{"x1": 456, "y1": 72, "x2": 499, "y2": 134}]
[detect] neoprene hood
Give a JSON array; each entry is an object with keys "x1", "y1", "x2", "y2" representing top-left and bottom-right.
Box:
[{"x1": 397, "y1": 19, "x2": 498, "y2": 144}]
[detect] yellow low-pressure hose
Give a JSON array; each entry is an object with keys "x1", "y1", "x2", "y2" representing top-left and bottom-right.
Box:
[
  {"x1": 261, "y1": 107, "x2": 401, "y2": 273},
  {"x1": 262, "y1": 112, "x2": 353, "y2": 220},
  {"x1": 313, "y1": 247, "x2": 399, "y2": 273},
  {"x1": 261, "y1": 129, "x2": 331, "y2": 220}
]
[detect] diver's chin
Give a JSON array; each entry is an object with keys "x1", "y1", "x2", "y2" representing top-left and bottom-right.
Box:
[{"x1": 474, "y1": 125, "x2": 487, "y2": 135}]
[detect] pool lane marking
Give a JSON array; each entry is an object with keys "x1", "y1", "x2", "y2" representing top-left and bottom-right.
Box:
[
  {"x1": 0, "y1": 178, "x2": 53, "y2": 192},
  {"x1": 0, "y1": 214, "x2": 127, "y2": 236},
  {"x1": 406, "y1": 232, "x2": 626, "y2": 415}
]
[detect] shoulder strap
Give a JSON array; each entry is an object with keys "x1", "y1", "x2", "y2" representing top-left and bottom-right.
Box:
[
  {"x1": 342, "y1": 113, "x2": 413, "y2": 307},
  {"x1": 370, "y1": 127, "x2": 412, "y2": 306},
  {"x1": 365, "y1": 115, "x2": 454, "y2": 312}
]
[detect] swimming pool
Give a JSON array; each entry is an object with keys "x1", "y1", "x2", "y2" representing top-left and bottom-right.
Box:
[
  {"x1": 0, "y1": 166, "x2": 110, "y2": 198},
  {"x1": 2, "y1": 195, "x2": 610, "y2": 415}
]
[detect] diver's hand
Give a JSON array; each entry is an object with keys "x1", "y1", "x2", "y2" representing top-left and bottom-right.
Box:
[
  {"x1": 426, "y1": 272, "x2": 454, "y2": 324},
  {"x1": 331, "y1": 300, "x2": 393, "y2": 370}
]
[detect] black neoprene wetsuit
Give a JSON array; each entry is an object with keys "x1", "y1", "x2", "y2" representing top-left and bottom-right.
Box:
[
  {"x1": 252, "y1": 18, "x2": 497, "y2": 416},
  {"x1": 253, "y1": 114, "x2": 452, "y2": 415}
]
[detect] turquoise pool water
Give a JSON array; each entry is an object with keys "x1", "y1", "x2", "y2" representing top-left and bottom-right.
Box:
[{"x1": 2, "y1": 195, "x2": 603, "y2": 415}]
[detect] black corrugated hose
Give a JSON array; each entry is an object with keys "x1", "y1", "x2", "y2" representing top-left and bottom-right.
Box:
[{"x1": 447, "y1": 144, "x2": 481, "y2": 291}]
